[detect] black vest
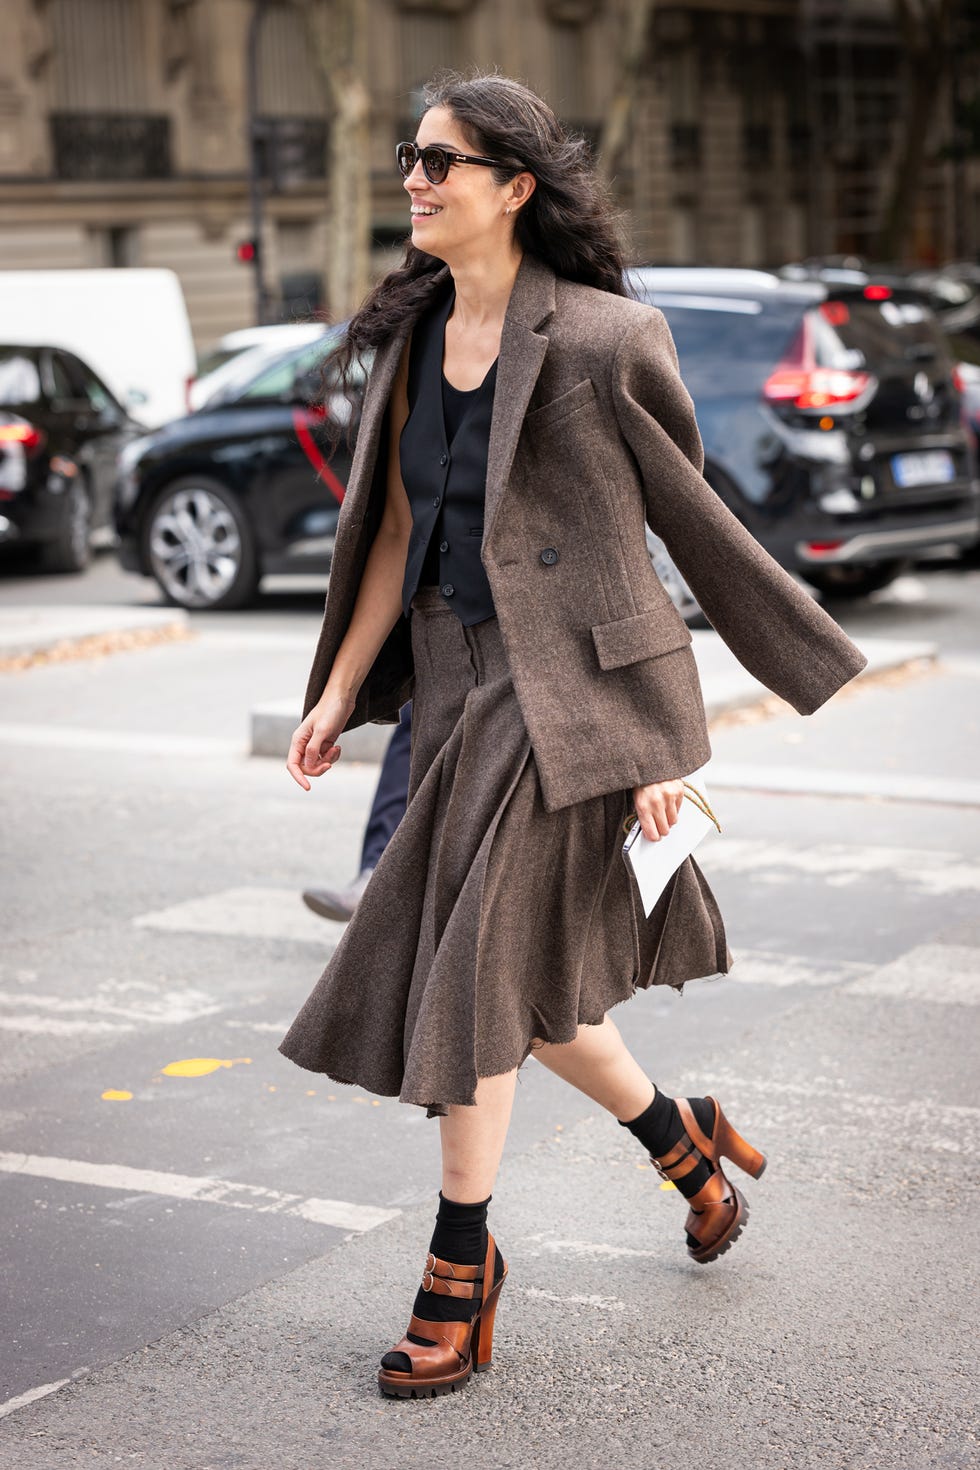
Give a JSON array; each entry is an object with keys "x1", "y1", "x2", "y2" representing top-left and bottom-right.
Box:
[{"x1": 399, "y1": 284, "x2": 498, "y2": 625}]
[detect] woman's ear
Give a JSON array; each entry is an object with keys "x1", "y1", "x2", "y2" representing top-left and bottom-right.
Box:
[{"x1": 509, "y1": 171, "x2": 536, "y2": 210}]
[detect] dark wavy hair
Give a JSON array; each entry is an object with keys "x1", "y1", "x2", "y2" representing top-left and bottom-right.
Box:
[{"x1": 316, "y1": 67, "x2": 634, "y2": 451}]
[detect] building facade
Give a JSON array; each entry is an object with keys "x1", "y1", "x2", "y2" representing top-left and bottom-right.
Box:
[{"x1": 0, "y1": 0, "x2": 973, "y2": 351}]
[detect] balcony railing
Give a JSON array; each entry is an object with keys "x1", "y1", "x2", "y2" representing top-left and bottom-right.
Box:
[
  {"x1": 743, "y1": 124, "x2": 773, "y2": 168},
  {"x1": 255, "y1": 117, "x2": 329, "y2": 188},
  {"x1": 50, "y1": 113, "x2": 171, "y2": 181},
  {"x1": 670, "y1": 123, "x2": 701, "y2": 170}
]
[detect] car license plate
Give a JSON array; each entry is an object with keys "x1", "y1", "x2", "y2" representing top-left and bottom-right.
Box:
[{"x1": 891, "y1": 450, "x2": 956, "y2": 487}]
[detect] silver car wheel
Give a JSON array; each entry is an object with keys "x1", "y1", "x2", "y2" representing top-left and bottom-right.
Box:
[
  {"x1": 148, "y1": 485, "x2": 243, "y2": 608},
  {"x1": 67, "y1": 481, "x2": 92, "y2": 565},
  {"x1": 646, "y1": 529, "x2": 702, "y2": 624}
]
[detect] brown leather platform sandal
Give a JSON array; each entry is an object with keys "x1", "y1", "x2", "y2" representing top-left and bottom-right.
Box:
[
  {"x1": 649, "y1": 1096, "x2": 767, "y2": 1265},
  {"x1": 377, "y1": 1227, "x2": 508, "y2": 1398}
]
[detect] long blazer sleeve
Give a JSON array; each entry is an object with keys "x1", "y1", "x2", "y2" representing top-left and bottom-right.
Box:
[{"x1": 611, "y1": 310, "x2": 869, "y2": 713}]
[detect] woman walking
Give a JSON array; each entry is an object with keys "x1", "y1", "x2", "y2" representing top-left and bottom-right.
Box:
[{"x1": 281, "y1": 70, "x2": 867, "y2": 1398}]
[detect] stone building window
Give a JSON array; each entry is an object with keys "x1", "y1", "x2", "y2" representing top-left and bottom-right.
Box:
[
  {"x1": 396, "y1": 11, "x2": 465, "y2": 142},
  {"x1": 666, "y1": 51, "x2": 701, "y2": 170},
  {"x1": 44, "y1": 0, "x2": 171, "y2": 179}
]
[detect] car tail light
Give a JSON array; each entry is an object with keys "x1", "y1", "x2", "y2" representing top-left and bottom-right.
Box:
[
  {"x1": 951, "y1": 363, "x2": 980, "y2": 395},
  {"x1": 804, "y1": 540, "x2": 846, "y2": 554},
  {"x1": 0, "y1": 422, "x2": 45, "y2": 454},
  {"x1": 763, "y1": 314, "x2": 873, "y2": 411},
  {"x1": 863, "y1": 284, "x2": 892, "y2": 301}
]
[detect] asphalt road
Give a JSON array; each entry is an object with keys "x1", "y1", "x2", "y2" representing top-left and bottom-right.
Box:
[{"x1": 0, "y1": 549, "x2": 977, "y2": 1468}]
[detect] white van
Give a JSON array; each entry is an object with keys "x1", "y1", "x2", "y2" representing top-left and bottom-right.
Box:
[{"x1": 0, "y1": 269, "x2": 196, "y2": 429}]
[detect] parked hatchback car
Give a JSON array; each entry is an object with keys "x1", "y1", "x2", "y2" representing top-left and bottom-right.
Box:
[
  {"x1": 629, "y1": 267, "x2": 979, "y2": 599},
  {"x1": 114, "y1": 328, "x2": 366, "y2": 609},
  {"x1": 0, "y1": 344, "x2": 141, "y2": 571}
]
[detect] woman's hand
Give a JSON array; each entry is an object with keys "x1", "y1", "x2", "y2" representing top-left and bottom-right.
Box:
[
  {"x1": 286, "y1": 688, "x2": 357, "y2": 791},
  {"x1": 630, "y1": 778, "x2": 685, "y2": 842}
]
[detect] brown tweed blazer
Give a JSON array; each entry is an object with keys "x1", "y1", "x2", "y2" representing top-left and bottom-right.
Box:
[{"x1": 302, "y1": 251, "x2": 868, "y2": 813}]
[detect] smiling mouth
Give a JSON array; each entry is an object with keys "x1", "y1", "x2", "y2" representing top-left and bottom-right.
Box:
[{"x1": 411, "y1": 206, "x2": 444, "y2": 217}]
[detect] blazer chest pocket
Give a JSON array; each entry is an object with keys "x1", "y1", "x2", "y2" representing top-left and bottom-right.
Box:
[
  {"x1": 525, "y1": 376, "x2": 596, "y2": 431},
  {"x1": 591, "y1": 608, "x2": 693, "y2": 670}
]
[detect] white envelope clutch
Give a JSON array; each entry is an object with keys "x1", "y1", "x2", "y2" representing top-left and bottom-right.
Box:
[{"x1": 621, "y1": 764, "x2": 721, "y2": 918}]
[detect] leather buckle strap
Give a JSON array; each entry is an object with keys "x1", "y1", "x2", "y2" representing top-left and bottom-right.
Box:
[
  {"x1": 649, "y1": 1135, "x2": 703, "y2": 1182},
  {"x1": 420, "y1": 1250, "x2": 484, "y2": 1297},
  {"x1": 420, "y1": 1271, "x2": 478, "y2": 1298}
]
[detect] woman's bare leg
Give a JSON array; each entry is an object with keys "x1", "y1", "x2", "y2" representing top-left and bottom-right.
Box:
[
  {"x1": 438, "y1": 1066, "x2": 520, "y2": 1202},
  {"x1": 530, "y1": 1014, "x2": 656, "y2": 1120}
]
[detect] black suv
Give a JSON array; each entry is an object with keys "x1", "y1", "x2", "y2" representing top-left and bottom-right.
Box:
[
  {"x1": 631, "y1": 267, "x2": 979, "y2": 601},
  {"x1": 0, "y1": 344, "x2": 140, "y2": 572}
]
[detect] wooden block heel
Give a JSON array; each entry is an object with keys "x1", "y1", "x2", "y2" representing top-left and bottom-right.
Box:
[
  {"x1": 377, "y1": 1228, "x2": 507, "y2": 1398},
  {"x1": 711, "y1": 1098, "x2": 768, "y2": 1180},
  {"x1": 473, "y1": 1265, "x2": 508, "y2": 1372}
]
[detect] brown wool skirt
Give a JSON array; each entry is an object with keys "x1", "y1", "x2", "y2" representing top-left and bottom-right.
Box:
[{"x1": 278, "y1": 585, "x2": 732, "y2": 1117}]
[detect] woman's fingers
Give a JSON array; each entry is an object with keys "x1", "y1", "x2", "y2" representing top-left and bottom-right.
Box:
[
  {"x1": 285, "y1": 720, "x2": 342, "y2": 789},
  {"x1": 632, "y1": 779, "x2": 685, "y2": 842}
]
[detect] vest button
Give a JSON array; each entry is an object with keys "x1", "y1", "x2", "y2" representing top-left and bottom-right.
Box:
[
  {"x1": 441, "y1": 582, "x2": 455, "y2": 597},
  {"x1": 439, "y1": 540, "x2": 449, "y2": 553},
  {"x1": 540, "y1": 547, "x2": 559, "y2": 565},
  {"x1": 439, "y1": 453, "x2": 448, "y2": 466},
  {"x1": 432, "y1": 496, "x2": 440, "y2": 507}
]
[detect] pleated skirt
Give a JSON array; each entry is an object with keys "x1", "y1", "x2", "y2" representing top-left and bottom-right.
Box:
[{"x1": 278, "y1": 585, "x2": 732, "y2": 1117}]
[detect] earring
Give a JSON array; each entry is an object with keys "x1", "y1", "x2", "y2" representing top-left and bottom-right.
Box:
[{"x1": 505, "y1": 206, "x2": 512, "y2": 215}]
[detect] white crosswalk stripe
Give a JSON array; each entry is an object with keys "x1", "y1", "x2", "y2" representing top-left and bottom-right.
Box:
[
  {"x1": 0, "y1": 1152, "x2": 401, "y2": 1233},
  {"x1": 842, "y1": 945, "x2": 980, "y2": 1005},
  {"x1": 698, "y1": 838, "x2": 980, "y2": 897},
  {"x1": 0, "y1": 980, "x2": 222, "y2": 1036},
  {"x1": 134, "y1": 886, "x2": 346, "y2": 945}
]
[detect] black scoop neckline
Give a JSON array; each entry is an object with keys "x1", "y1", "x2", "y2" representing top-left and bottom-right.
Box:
[{"x1": 442, "y1": 358, "x2": 498, "y2": 395}]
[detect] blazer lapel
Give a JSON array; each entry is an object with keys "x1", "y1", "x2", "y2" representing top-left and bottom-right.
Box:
[{"x1": 485, "y1": 252, "x2": 556, "y2": 535}]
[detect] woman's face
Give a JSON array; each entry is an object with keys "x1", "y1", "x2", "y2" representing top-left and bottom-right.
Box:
[{"x1": 403, "y1": 104, "x2": 533, "y2": 262}]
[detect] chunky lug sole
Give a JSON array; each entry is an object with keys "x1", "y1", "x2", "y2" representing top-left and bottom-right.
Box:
[
  {"x1": 377, "y1": 1233, "x2": 507, "y2": 1399},
  {"x1": 651, "y1": 1096, "x2": 766, "y2": 1264}
]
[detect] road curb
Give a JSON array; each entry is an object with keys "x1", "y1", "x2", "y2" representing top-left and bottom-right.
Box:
[
  {"x1": 249, "y1": 632, "x2": 939, "y2": 763},
  {"x1": 0, "y1": 605, "x2": 191, "y2": 666}
]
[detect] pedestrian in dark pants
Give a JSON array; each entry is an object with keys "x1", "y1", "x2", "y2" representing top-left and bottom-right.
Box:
[{"x1": 302, "y1": 701, "x2": 412, "y2": 922}]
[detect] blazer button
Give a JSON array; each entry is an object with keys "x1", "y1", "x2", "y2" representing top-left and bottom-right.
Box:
[
  {"x1": 439, "y1": 453, "x2": 448, "y2": 466},
  {"x1": 540, "y1": 547, "x2": 559, "y2": 566},
  {"x1": 432, "y1": 496, "x2": 440, "y2": 507},
  {"x1": 439, "y1": 540, "x2": 449, "y2": 552},
  {"x1": 441, "y1": 582, "x2": 455, "y2": 596}
]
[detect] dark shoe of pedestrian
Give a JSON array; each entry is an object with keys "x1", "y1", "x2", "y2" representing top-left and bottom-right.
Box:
[
  {"x1": 377, "y1": 1229, "x2": 508, "y2": 1398},
  {"x1": 649, "y1": 1096, "x2": 767, "y2": 1264},
  {"x1": 301, "y1": 866, "x2": 375, "y2": 922}
]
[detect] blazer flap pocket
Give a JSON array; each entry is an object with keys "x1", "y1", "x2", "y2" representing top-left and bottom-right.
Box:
[
  {"x1": 526, "y1": 376, "x2": 596, "y2": 429},
  {"x1": 591, "y1": 608, "x2": 693, "y2": 670}
]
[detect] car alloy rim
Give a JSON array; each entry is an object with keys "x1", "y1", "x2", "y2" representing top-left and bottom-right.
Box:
[
  {"x1": 148, "y1": 486, "x2": 242, "y2": 607},
  {"x1": 646, "y1": 531, "x2": 700, "y2": 622},
  {"x1": 68, "y1": 481, "x2": 91, "y2": 561}
]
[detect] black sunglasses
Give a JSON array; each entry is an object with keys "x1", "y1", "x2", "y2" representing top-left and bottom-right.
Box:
[{"x1": 395, "y1": 140, "x2": 519, "y2": 186}]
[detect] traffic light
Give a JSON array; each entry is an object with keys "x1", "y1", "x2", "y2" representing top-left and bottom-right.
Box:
[{"x1": 235, "y1": 239, "x2": 260, "y2": 265}]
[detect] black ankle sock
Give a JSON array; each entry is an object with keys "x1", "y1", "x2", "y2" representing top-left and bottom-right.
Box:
[
  {"x1": 380, "y1": 1192, "x2": 505, "y2": 1373},
  {"x1": 618, "y1": 1089, "x2": 717, "y2": 1200}
]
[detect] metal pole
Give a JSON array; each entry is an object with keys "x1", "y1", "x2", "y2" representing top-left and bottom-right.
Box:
[{"x1": 246, "y1": 0, "x2": 271, "y2": 325}]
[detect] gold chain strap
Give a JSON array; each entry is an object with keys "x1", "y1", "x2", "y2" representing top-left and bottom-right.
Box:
[{"x1": 623, "y1": 782, "x2": 722, "y2": 837}]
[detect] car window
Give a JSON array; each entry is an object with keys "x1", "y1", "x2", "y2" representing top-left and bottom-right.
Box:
[
  {"x1": 196, "y1": 347, "x2": 240, "y2": 378},
  {"x1": 49, "y1": 352, "x2": 86, "y2": 402},
  {"x1": 60, "y1": 354, "x2": 115, "y2": 411},
  {"x1": 0, "y1": 350, "x2": 42, "y2": 406},
  {"x1": 236, "y1": 334, "x2": 364, "y2": 404},
  {"x1": 812, "y1": 298, "x2": 953, "y2": 372},
  {"x1": 643, "y1": 296, "x2": 807, "y2": 397}
]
